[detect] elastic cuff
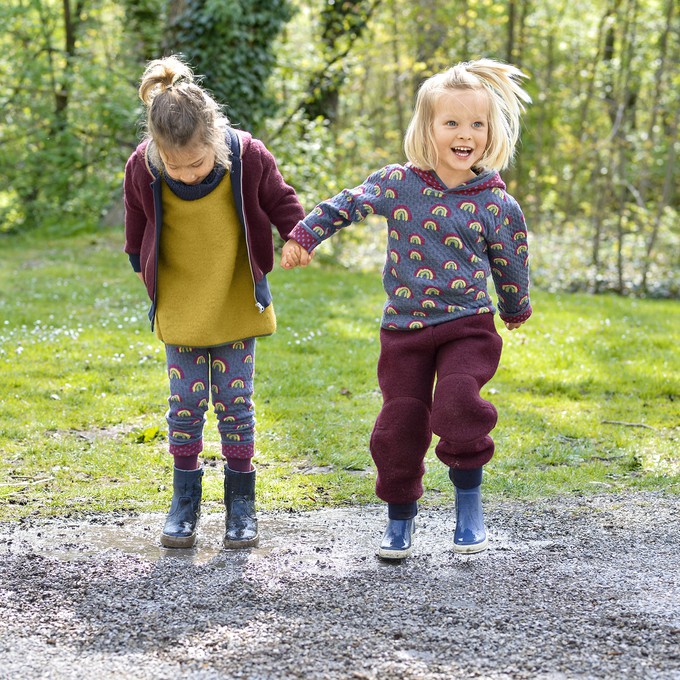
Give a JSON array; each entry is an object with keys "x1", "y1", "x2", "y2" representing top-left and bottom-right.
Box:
[
  {"x1": 222, "y1": 442, "x2": 255, "y2": 460},
  {"x1": 169, "y1": 439, "x2": 203, "y2": 457},
  {"x1": 289, "y1": 225, "x2": 319, "y2": 253},
  {"x1": 499, "y1": 304, "x2": 532, "y2": 324},
  {"x1": 388, "y1": 501, "x2": 418, "y2": 520}
]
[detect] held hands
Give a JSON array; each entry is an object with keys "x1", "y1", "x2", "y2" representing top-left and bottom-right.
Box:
[
  {"x1": 504, "y1": 320, "x2": 526, "y2": 330},
  {"x1": 281, "y1": 239, "x2": 314, "y2": 269}
]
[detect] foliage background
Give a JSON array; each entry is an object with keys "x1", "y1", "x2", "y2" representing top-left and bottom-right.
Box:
[
  {"x1": 1, "y1": 0, "x2": 678, "y2": 297},
  {"x1": 0, "y1": 1, "x2": 678, "y2": 518}
]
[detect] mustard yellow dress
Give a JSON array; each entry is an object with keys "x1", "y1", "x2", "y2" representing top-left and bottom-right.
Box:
[{"x1": 155, "y1": 173, "x2": 276, "y2": 347}]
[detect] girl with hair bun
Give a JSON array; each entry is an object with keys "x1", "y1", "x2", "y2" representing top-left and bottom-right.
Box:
[{"x1": 124, "y1": 55, "x2": 305, "y2": 551}]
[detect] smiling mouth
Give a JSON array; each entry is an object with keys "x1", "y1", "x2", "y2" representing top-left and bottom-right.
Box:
[{"x1": 452, "y1": 147, "x2": 473, "y2": 158}]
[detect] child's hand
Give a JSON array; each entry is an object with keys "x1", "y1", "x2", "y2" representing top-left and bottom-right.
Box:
[
  {"x1": 504, "y1": 320, "x2": 525, "y2": 330},
  {"x1": 281, "y1": 239, "x2": 313, "y2": 269}
]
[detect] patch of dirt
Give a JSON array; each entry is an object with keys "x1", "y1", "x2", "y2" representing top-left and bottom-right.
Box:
[{"x1": 0, "y1": 492, "x2": 678, "y2": 679}]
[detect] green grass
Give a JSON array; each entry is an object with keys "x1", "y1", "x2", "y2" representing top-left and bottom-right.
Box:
[{"x1": 0, "y1": 229, "x2": 678, "y2": 521}]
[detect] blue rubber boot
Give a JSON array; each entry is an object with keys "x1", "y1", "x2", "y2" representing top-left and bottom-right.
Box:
[
  {"x1": 160, "y1": 466, "x2": 203, "y2": 549},
  {"x1": 223, "y1": 466, "x2": 259, "y2": 549},
  {"x1": 378, "y1": 519, "x2": 416, "y2": 560},
  {"x1": 378, "y1": 502, "x2": 417, "y2": 560},
  {"x1": 453, "y1": 485, "x2": 488, "y2": 554}
]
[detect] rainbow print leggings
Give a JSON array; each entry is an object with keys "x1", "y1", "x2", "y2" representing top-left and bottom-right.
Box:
[{"x1": 165, "y1": 340, "x2": 256, "y2": 462}]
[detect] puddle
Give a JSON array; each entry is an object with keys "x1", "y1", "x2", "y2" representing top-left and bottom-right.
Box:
[
  {"x1": 0, "y1": 508, "x2": 550, "y2": 569},
  {"x1": 0, "y1": 510, "x2": 388, "y2": 566}
]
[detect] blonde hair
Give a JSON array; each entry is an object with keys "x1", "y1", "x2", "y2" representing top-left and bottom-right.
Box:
[
  {"x1": 138, "y1": 55, "x2": 231, "y2": 172},
  {"x1": 404, "y1": 59, "x2": 531, "y2": 173}
]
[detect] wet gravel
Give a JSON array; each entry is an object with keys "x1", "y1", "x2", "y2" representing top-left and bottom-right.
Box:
[{"x1": 0, "y1": 492, "x2": 678, "y2": 679}]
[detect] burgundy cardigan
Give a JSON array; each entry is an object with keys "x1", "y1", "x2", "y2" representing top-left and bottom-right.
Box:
[{"x1": 123, "y1": 129, "x2": 304, "y2": 325}]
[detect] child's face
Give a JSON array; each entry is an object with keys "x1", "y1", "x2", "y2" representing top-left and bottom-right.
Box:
[
  {"x1": 158, "y1": 141, "x2": 216, "y2": 185},
  {"x1": 431, "y1": 88, "x2": 489, "y2": 187}
]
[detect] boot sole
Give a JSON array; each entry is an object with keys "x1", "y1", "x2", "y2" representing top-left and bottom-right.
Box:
[
  {"x1": 377, "y1": 536, "x2": 414, "y2": 559},
  {"x1": 453, "y1": 536, "x2": 489, "y2": 554},
  {"x1": 160, "y1": 533, "x2": 197, "y2": 549},
  {"x1": 223, "y1": 536, "x2": 259, "y2": 549},
  {"x1": 377, "y1": 545, "x2": 413, "y2": 560}
]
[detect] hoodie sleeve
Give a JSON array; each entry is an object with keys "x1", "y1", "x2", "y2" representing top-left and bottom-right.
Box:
[
  {"x1": 488, "y1": 194, "x2": 532, "y2": 323},
  {"x1": 288, "y1": 167, "x2": 391, "y2": 253}
]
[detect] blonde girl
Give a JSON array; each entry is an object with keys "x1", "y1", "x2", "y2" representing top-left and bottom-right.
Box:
[{"x1": 282, "y1": 59, "x2": 532, "y2": 559}]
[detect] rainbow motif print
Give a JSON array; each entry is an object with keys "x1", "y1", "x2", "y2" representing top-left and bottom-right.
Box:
[
  {"x1": 392, "y1": 206, "x2": 412, "y2": 221},
  {"x1": 168, "y1": 366, "x2": 183, "y2": 380},
  {"x1": 423, "y1": 286, "x2": 442, "y2": 296},
  {"x1": 212, "y1": 358, "x2": 228, "y2": 373},
  {"x1": 415, "y1": 267, "x2": 435, "y2": 280},
  {"x1": 422, "y1": 186, "x2": 444, "y2": 198},
  {"x1": 394, "y1": 285, "x2": 413, "y2": 298},
  {"x1": 443, "y1": 234, "x2": 463, "y2": 249},
  {"x1": 458, "y1": 201, "x2": 477, "y2": 213}
]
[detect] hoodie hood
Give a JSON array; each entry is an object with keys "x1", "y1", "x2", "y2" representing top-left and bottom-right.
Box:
[{"x1": 406, "y1": 164, "x2": 505, "y2": 195}]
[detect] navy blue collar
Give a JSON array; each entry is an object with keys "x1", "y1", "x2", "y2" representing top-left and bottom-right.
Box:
[{"x1": 163, "y1": 164, "x2": 227, "y2": 201}]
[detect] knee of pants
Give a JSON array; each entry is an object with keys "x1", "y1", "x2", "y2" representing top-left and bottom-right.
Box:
[
  {"x1": 431, "y1": 374, "x2": 497, "y2": 445},
  {"x1": 370, "y1": 397, "x2": 432, "y2": 462}
]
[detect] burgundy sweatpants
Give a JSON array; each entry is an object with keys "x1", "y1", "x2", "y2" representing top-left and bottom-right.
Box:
[{"x1": 369, "y1": 313, "x2": 503, "y2": 504}]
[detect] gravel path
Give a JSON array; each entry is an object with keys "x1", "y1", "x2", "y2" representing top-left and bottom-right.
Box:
[{"x1": 0, "y1": 492, "x2": 678, "y2": 679}]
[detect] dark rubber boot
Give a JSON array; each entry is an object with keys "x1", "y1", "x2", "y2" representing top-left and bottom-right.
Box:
[
  {"x1": 378, "y1": 518, "x2": 416, "y2": 560},
  {"x1": 224, "y1": 466, "x2": 259, "y2": 549},
  {"x1": 453, "y1": 485, "x2": 488, "y2": 554},
  {"x1": 160, "y1": 466, "x2": 203, "y2": 549}
]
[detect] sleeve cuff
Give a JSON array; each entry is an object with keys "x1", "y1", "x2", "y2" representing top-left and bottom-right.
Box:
[
  {"x1": 289, "y1": 224, "x2": 319, "y2": 253},
  {"x1": 499, "y1": 304, "x2": 532, "y2": 324}
]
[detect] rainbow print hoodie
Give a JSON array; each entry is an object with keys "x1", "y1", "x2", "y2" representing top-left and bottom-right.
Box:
[{"x1": 289, "y1": 165, "x2": 532, "y2": 331}]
